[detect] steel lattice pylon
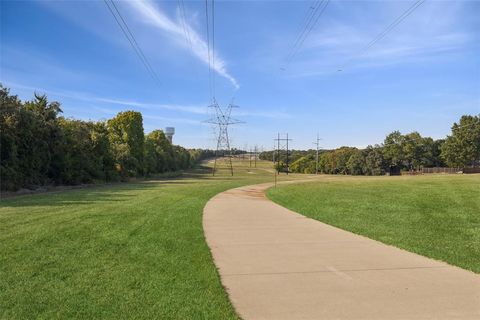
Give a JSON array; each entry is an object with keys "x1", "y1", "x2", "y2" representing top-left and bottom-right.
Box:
[{"x1": 205, "y1": 100, "x2": 242, "y2": 176}]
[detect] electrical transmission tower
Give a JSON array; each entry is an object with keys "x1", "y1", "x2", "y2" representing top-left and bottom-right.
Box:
[
  {"x1": 274, "y1": 133, "x2": 292, "y2": 175},
  {"x1": 205, "y1": 101, "x2": 243, "y2": 176}
]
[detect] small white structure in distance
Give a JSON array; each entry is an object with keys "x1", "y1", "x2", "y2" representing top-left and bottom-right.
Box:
[{"x1": 165, "y1": 127, "x2": 175, "y2": 144}]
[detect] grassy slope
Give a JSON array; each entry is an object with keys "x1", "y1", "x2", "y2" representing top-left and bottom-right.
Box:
[
  {"x1": 268, "y1": 174, "x2": 480, "y2": 273},
  {"x1": 0, "y1": 161, "x2": 279, "y2": 319}
]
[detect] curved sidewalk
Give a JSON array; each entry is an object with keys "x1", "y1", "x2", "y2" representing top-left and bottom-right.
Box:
[{"x1": 203, "y1": 182, "x2": 480, "y2": 320}]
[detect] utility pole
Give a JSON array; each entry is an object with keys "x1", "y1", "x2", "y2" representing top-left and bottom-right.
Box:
[
  {"x1": 249, "y1": 147, "x2": 252, "y2": 167},
  {"x1": 272, "y1": 144, "x2": 276, "y2": 164},
  {"x1": 274, "y1": 133, "x2": 292, "y2": 174},
  {"x1": 286, "y1": 133, "x2": 289, "y2": 175},
  {"x1": 313, "y1": 133, "x2": 322, "y2": 175},
  {"x1": 254, "y1": 145, "x2": 257, "y2": 168},
  {"x1": 277, "y1": 133, "x2": 280, "y2": 172}
]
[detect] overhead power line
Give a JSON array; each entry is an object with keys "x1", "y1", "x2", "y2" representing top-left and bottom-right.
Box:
[
  {"x1": 212, "y1": 0, "x2": 216, "y2": 98},
  {"x1": 291, "y1": 0, "x2": 320, "y2": 50},
  {"x1": 103, "y1": 0, "x2": 163, "y2": 88},
  {"x1": 177, "y1": 0, "x2": 194, "y2": 53},
  {"x1": 289, "y1": 0, "x2": 329, "y2": 61},
  {"x1": 286, "y1": 0, "x2": 322, "y2": 62},
  {"x1": 338, "y1": 0, "x2": 426, "y2": 71},
  {"x1": 205, "y1": 0, "x2": 214, "y2": 102},
  {"x1": 285, "y1": 0, "x2": 330, "y2": 66}
]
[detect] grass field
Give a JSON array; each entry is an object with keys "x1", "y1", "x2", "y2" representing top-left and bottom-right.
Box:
[
  {"x1": 268, "y1": 174, "x2": 480, "y2": 273},
  {"x1": 0, "y1": 160, "x2": 283, "y2": 319},
  {"x1": 3, "y1": 164, "x2": 478, "y2": 319}
]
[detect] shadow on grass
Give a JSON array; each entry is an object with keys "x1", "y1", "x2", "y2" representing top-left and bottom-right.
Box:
[
  {"x1": 0, "y1": 166, "x2": 256, "y2": 208},
  {"x1": 0, "y1": 183, "x2": 161, "y2": 208}
]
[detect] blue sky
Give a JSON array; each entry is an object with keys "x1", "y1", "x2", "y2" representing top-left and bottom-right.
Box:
[{"x1": 1, "y1": 0, "x2": 479, "y2": 150}]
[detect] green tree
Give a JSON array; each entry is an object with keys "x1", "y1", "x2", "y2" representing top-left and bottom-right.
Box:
[
  {"x1": 91, "y1": 122, "x2": 118, "y2": 181},
  {"x1": 319, "y1": 151, "x2": 333, "y2": 174},
  {"x1": 290, "y1": 155, "x2": 315, "y2": 173},
  {"x1": 0, "y1": 86, "x2": 23, "y2": 189},
  {"x1": 441, "y1": 115, "x2": 480, "y2": 167},
  {"x1": 383, "y1": 131, "x2": 405, "y2": 170},
  {"x1": 174, "y1": 146, "x2": 191, "y2": 170},
  {"x1": 57, "y1": 119, "x2": 117, "y2": 184},
  {"x1": 402, "y1": 132, "x2": 425, "y2": 170},
  {"x1": 1, "y1": 89, "x2": 63, "y2": 189},
  {"x1": 333, "y1": 147, "x2": 357, "y2": 174},
  {"x1": 363, "y1": 145, "x2": 386, "y2": 175},
  {"x1": 107, "y1": 111, "x2": 145, "y2": 178},
  {"x1": 346, "y1": 149, "x2": 365, "y2": 175},
  {"x1": 0, "y1": 85, "x2": 204, "y2": 191},
  {"x1": 429, "y1": 139, "x2": 446, "y2": 167},
  {"x1": 144, "y1": 130, "x2": 169, "y2": 174}
]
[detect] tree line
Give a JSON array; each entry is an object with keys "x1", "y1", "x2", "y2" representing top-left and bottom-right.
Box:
[
  {"x1": 0, "y1": 86, "x2": 213, "y2": 191},
  {"x1": 260, "y1": 114, "x2": 480, "y2": 175}
]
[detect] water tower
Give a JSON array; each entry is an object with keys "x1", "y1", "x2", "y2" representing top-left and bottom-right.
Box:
[{"x1": 165, "y1": 127, "x2": 175, "y2": 144}]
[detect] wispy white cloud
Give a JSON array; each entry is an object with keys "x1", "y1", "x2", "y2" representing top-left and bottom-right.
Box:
[
  {"x1": 142, "y1": 114, "x2": 207, "y2": 126},
  {"x1": 127, "y1": 0, "x2": 239, "y2": 89},
  {"x1": 5, "y1": 82, "x2": 293, "y2": 121},
  {"x1": 4, "y1": 82, "x2": 208, "y2": 115},
  {"x1": 95, "y1": 97, "x2": 207, "y2": 114},
  {"x1": 87, "y1": 106, "x2": 208, "y2": 127}
]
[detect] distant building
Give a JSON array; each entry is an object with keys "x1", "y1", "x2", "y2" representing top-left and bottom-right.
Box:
[{"x1": 165, "y1": 127, "x2": 175, "y2": 144}]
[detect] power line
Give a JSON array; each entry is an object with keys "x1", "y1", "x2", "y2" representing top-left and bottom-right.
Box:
[
  {"x1": 205, "y1": 0, "x2": 214, "y2": 102},
  {"x1": 285, "y1": 0, "x2": 330, "y2": 65},
  {"x1": 365, "y1": 0, "x2": 425, "y2": 52},
  {"x1": 103, "y1": 0, "x2": 163, "y2": 88},
  {"x1": 177, "y1": 0, "x2": 193, "y2": 53},
  {"x1": 289, "y1": 0, "x2": 329, "y2": 62},
  {"x1": 286, "y1": 0, "x2": 322, "y2": 62},
  {"x1": 212, "y1": 0, "x2": 216, "y2": 99},
  {"x1": 291, "y1": 1, "x2": 319, "y2": 51},
  {"x1": 338, "y1": 0, "x2": 426, "y2": 71},
  {"x1": 176, "y1": 0, "x2": 204, "y2": 88}
]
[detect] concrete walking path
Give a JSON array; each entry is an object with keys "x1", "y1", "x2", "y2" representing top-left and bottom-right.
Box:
[{"x1": 203, "y1": 182, "x2": 480, "y2": 319}]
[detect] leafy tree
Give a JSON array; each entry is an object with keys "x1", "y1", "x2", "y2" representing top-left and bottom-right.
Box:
[
  {"x1": 91, "y1": 122, "x2": 118, "y2": 181},
  {"x1": 0, "y1": 86, "x2": 206, "y2": 191},
  {"x1": 144, "y1": 130, "x2": 169, "y2": 174},
  {"x1": 383, "y1": 131, "x2": 405, "y2": 170},
  {"x1": 57, "y1": 119, "x2": 117, "y2": 184},
  {"x1": 290, "y1": 155, "x2": 315, "y2": 173},
  {"x1": 441, "y1": 115, "x2": 480, "y2": 167},
  {"x1": 107, "y1": 111, "x2": 145, "y2": 178},
  {"x1": 332, "y1": 147, "x2": 357, "y2": 174},
  {"x1": 346, "y1": 149, "x2": 365, "y2": 175},
  {"x1": 363, "y1": 145, "x2": 386, "y2": 175},
  {"x1": 402, "y1": 132, "x2": 425, "y2": 170},
  {"x1": 1, "y1": 88, "x2": 63, "y2": 188},
  {"x1": 0, "y1": 86, "x2": 23, "y2": 189},
  {"x1": 174, "y1": 146, "x2": 191, "y2": 170},
  {"x1": 58, "y1": 119, "x2": 93, "y2": 184},
  {"x1": 430, "y1": 139, "x2": 446, "y2": 167}
]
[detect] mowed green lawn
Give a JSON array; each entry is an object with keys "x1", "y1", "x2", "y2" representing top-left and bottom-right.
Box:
[
  {"x1": 268, "y1": 174, "x2": 480, "y2": 273},
  {"x1": 0, "y1": 161, "x2": 279, "y2": 319}
]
